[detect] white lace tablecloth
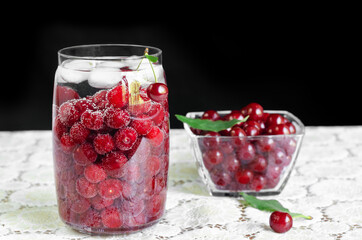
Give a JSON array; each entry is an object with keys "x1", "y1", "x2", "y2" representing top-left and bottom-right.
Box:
[{"x1": 0, "y1": 127, "x2": 362, "y2": 239}]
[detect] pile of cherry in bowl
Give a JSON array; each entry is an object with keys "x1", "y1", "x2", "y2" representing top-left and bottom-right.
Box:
[{"x1": 190, "y1": 103, "x2": 299, "y2": 192}]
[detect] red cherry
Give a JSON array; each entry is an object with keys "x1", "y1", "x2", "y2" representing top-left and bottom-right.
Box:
[
  {"x1": 202, "y1": 131, "x2": 221, "y2": 149},
  {"x1": 250, "y1": 174, "x2": 267, "y2": 191},
  {"x1": 266, "y1": 124, "x2": 291, "y2": 135},
  {"x1": 235, "y1": 169, "x2": 254, "y2": 184},
  {"x1": 285, "y1": 122, "x2": 296, "y2": 134},
  {"x1": 266, "y1": 114, "x2": 285, "y2": 126},
  {"x1": 236, "y1": 142, "x2": 256, "y2": 164},
  {"x1": 269, "y1": 211, "x2": 293, "y2": 233},
  {"x1": 147, "y1": 83, "x2": 168, "y2": 103},
  {"x1": 210, "y1": 168, "x2": 232, "y2": 187},
  {"x1": 242, "y1": 103, "x2": 264, "y2": 121},
  {"x1": 229, "y1": 126, "x2": 246, "y2": 146},
  {"x1": 202, "y1": 110, "x2": 220, "y2": 121},
  {"x1": 243, "y1": 120, "x2": 261, "y2": 136},
  {"x1": 203, "y1": 149, "x2": 223, "y2": 165},
  {"x1": 250, "y1": 154, "x2": 268, "y2": 173},
  {"x1": 223, "y1": 111, "x2": 246, "y2": 127}
]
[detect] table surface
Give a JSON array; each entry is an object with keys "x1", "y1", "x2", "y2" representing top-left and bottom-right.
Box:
[{"x1": 0, "y1": 127, "x2": 362, "y2": 239}]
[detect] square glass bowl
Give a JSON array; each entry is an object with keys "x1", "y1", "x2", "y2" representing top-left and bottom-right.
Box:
[{"x1": 183, "y1": 110, "x2": 305, "y2": 197}]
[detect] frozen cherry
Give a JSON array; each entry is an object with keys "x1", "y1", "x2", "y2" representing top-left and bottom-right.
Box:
[
  {"x1": 58, "y1": 101, "x2": 80, "y2": 127},
  {"x1": 146, "y1": 155, "x2": 161, "y2": 176},
  {"x1": 106, "y1": 85, "x2": 128, "y2": 108},
  {"x1": 101, "y1": 206, "x2": 123, "y2": 228},
  {"x1": 81, "y1": 110, "x2": 104, "y2": 130},
  {"x1": 73, "y1": 142, "x2": 98, "y2": 166},
  {"x1": 70, "y1": 195, "x2": 91, "y2": 214},
  {"x1": 74, "y1": 98, "x2": 96, "y2": 114},
  {"x1": 130, "y1": 114, "x2": 153, "y2": 135},
  {"x1": 146, "y1": 126, "x2": 164, "y2": 147},
  {"x1": 202, "y1": 110, "x2": 220, "y2": 121},
  {"x1": 90, "y1": 195, "x2": 114, "y2": 210},
  {"x1": 98, "y1": 179, "x2": 123, "y2": 200},
  {"x1": 84, "y1": 164, "x2": 107, "y2": 183},
  {"x1": 147, "y1": 83, "x2": 168, "y2": 103},
  {"x1": 69, "y1": 122, "x2": 90, "y2": 144},
  {"x1": 101, "y1": 151, "x2": 128, "y2": 178},
  {"x1": 148, "y1": 102, "x2": 165, "y2": 126},
  {"x1": 114, "y1": 127, "x2": 138, "y2": 151},
  {"x1": 93, "y1": 134, "x2": 115, "y2": 155},
  {"x1": 56, "y1": 86, "x2": 80, "y2": 106},
  {"x1": 81, "y1": 209, "x2": 102, "y2": 228},
  {"x1": 54, "y1": 116, "x2": 68, "y2": 140},
  {"x1": 269, "y1": 211, "x2": 293, "y2": 233},
  {"x1": 76, "y1": 177, "x2": 98, "y2": 198},
  {"x1": 104, "y1": 108, "x2": 131, "y2": 129},
  {"x1": 60, "y1": 133, "x2": 76, "y2": 153}
]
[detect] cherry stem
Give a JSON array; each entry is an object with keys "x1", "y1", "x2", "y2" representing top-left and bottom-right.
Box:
[{"x1": 135, "y1": 48, "x2": 158, "y2": 83}]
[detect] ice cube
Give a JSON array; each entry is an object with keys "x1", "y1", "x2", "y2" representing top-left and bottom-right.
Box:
[
  {"x1": 96, "y1": 61, "x2": 128, "y2": 69},
  {"x1": 138, "y1": 64, "x2": 166, "y2": 84},
  {"x1": 58, "y1": 59, "x2": 96, "y2": 83},
  {"x1": 88, "y1": 67, "x2": 125, "y2": 89}
]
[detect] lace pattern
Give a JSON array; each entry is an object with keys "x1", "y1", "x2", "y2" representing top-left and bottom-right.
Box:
[{"x1": 0, "y1": 127, "x2": 362, "y2": 239}]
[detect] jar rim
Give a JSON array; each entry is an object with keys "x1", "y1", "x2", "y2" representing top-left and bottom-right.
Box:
[{"x1": 58, "y1": 44, "x2": 162, "y2": 61}]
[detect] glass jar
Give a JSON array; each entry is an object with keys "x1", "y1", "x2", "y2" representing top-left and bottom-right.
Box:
[{"x1": 52, "y1": 44, "x2": 169, "y2": 234}]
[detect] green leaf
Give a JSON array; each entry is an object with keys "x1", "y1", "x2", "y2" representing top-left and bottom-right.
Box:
[
  {"x1": 240, "y1": 192, "x2": 312, "y2": 220},
  {"x1": 175, "y1": 114, "x2": 249, "y2": 132},
  {"x1": 145, "y1": 54, "x2": 158, "y2": 63}
]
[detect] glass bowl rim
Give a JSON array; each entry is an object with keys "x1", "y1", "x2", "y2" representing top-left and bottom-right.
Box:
[{"x1": 183, "y1": 110, "x2": 305, "y2": 139}]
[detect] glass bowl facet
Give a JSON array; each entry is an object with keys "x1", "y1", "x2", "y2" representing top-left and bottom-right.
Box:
[{"x1": 183, "y1": 110, "x2": 305, "y2": 197}]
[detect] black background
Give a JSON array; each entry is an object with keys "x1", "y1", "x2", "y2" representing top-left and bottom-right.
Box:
[{"x1": 1, "y1": 9, "x2": 359, "y2": 130}]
